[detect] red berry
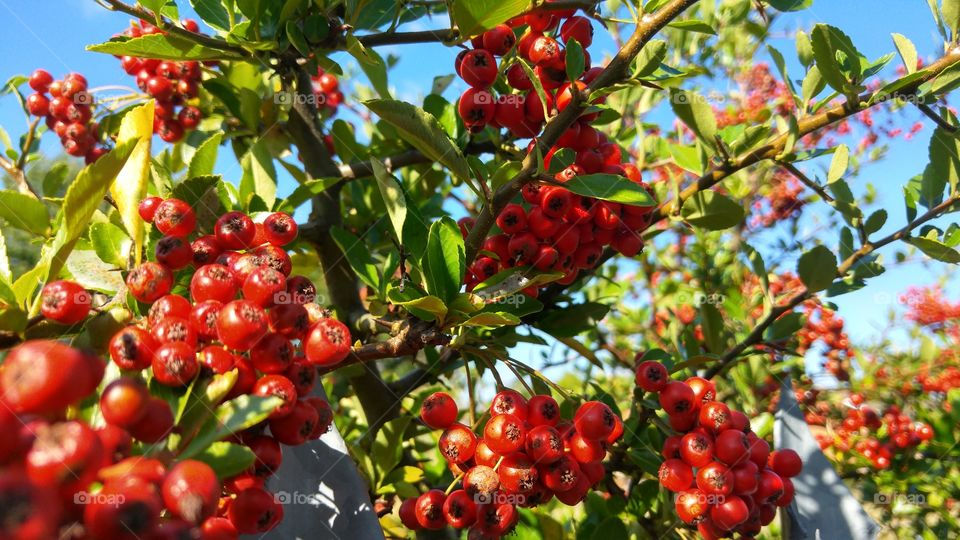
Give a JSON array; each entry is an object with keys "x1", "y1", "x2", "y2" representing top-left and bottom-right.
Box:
[
  {"x1": 560, "y1": 16, "x2": 594, "y2": 48},
  {"x1": 490, "y1": 389, "x2": 528, "y2": 420},
  {"x1": 157, "y1": 118, "x2": 185, "y2": 143},
  {"x1": 129, "y1": 398, "x2": 175, "y2": 443},
  {"x1": 421, "y1": 392, "x2": 459, "y2": 429},
  {"x1": 199, "y1": 344, "x2": 236, "y2": 374},
  {"x1": 659, "y1": 381, "x2": 695, "y2": 415},
  {"x1": 398, "y1": 497, "x2": 421, "y2": 530},
  {"x1": 528, "y1": 35, "x2": 562, "y2": 66},
  {"x1": 443, "y1": 489, "x2": 477, "y2": 529},
  {"x1": 439, "y1": 422, "x2": 478, "y2": 463},
  {"x1": 228, "y1": 487, "x2": 282, "y2": 533},
  {"x1": 680, "y1": 431, "x2": 715, "y2": 468},
  {"x1": 162, "y1": 460, "x2": 220, "y2": 524},
  {"x1": 769, "y1": 449, "x2": 802, "y2": 478},
  {"x1": 696, "y1": 461, "x2": 733, "y2": 496},
  {"x1": 270, "y1": 399, "x2": 319, "y2": 445},
  {"x1": 635, "y1": 360, "x2": 669, "y2": 392},
  {"x1": 100, "y1": 377, "x2": 150, "y2": 428},
  {"x1": 26, "y1": 93, "x2": 50, "y2": 116},
  {"x1": 153, "y1": 342, "x2": 200, "y2": 386},
  {"x1": 216, "y1": 211, "x2": 257, "y2": 250},
  {"x1": 675, "y1": 489, "x2": 709, "y2": 524},
  {"x1": 217, "y1": 300, "x2": 269, "y2": 351},
  {"x1": 481, "y1": 24, "x2": 516, "y2": 55},
  {"x1": 303, "y1": 317, "x2": 352, "y2": 366},
  {"x1": 40, "y1": 279, "x2": 91, "y2": 324},
  {"x1": 263, "y1": 212, "x2": 298, "y2": 245},
  {"x1": 253, "y1": 374, "x2": 298, "y2": 419},
  {"x1": 755, "y1": 469, "x2": 784, "y2": 504},
  {"x1": 243, "y1": 266, "x2": 287, "y2": 307},
  {"x1": 415, "y1": 489, "x2": 447, "y2": 530},
  {"x1": 1, "y1": 340, "x2": 103, "y2": 414},
  {"x1": 146, "y1": 76, "x2": 175, "y2": 101},
  {"x1": 28, "y1": 69, "x2": 54, "y2": 92},
  {"x1": 26, "y1": 420, "x2": 102, "y2": 490},
  {"x1": 658, "y1": 458, "x2": 694, "y2": 492},
  {"x1": 483, "y1": 413, "x2": 527, "y2": 455},
  {"x1": 496, "y1": 203, "x2": 528, "y2": 234},
  {"x1": 249, "y1": 332, "x2": 295, "y2": 374},
  {"x1": 458, "y1": 88, "x2": 496, "y2": 128},
  {"x1": 498, "y1": 452, "x2": 538, "y2": 493},
  {"x1": 573, "y1": 401, "x2": 615, "y2": 441},
  {"x1": 191, "y1": 264, "x2": 238, "y2": 303},
  {"x1": 699, "y1": 401, "x2": 733, "y2": 433},
  {"x1": 139, "y1": 196, "x2": 163, "y2": 222},
  {"x1": 525, "y1": 425, "x2": 563, "y2": 464},
  {"x1": 155, "y1": 235, "x2": 194, "y2": 269},
  {"x1": 154, "y1": 198, "x2": 196, "y2": 237},
  {"x1": 460, "y1": 49, "x2": 498, "y2": 88},
  {"x1": 527, "y1": 394, "x2": 560, "y2": 427},
  {"x1": 710, "y1": 494, "x2": 749, "y2": 531}
]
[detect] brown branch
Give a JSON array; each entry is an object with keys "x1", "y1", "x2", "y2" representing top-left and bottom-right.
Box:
[
  {"x1": 704, "y1": 193, "x2": 960, "y2": 379},
  {"x1": 97, "y1": 0, "x2": 251, "y2": 58},
  {"x1": 357, "y1": 29, "x2": 459, "y2": 47},
  {"x1": 321, "y1": 320, "x2": 451, "y2": 375},
  {"x1": 338, "y1": 141, "x2": 499, "y2": 180},
  {"x1": 463, "y1": 0, "x2": 701, "y2": 264}
]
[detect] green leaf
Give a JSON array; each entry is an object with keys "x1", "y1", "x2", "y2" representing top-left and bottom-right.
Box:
[
  {"x1": 743, "y1": 243, "x2": 769, "y2": 292},
  {"x1": 892, "y1": 33, "x2": 918, "y2": 74},
  {"x1": 927, "y1": 127, "x2": 959, "y2": 205},
  {"x1": 561, "y1": 174, "x2": 656, "y2": 206},
  {"x1": 372, "y1": 159, "x2": 407, "y2": 246},
  {"x1": 828, "y1": 144, "x2": 849, "y2": 183},
  {"x1": 536, "y1": 302, "x2": 609, "y2": 338},
  {"x1": 810, "y1": 24, "x2": 861, "y2": 93},
  {"x1": 190, "y1": 0, "x2": 231, "y2": 31},
  {"x1": 371, "y1": 417, "x2": 411, "y2": 483},
  {"x1": 193, "y1": 442, "x2": 256, "y2": 479},
  {"x1": 239, "y1": 140, "x2": 277, "y2": 210},
  {"x1": 796, "y1": 30, "x2": 814, "y2": 67},
  {"x1": 864, "y1": 209, "x2": 888, "y2": 235},
  {"x1": 280, "y1": 177, "x2": 339, "y2": 212},
  {"x1": 345, "y1": 36, "x2": 391, "y2": 99},
  {"x1": 589, "y1": 517, "x2": 628, "y2": 540},
  {"x1": 66, "y1": 250, "x2": 125, "y2": 293},
  {"x1": 906, "y1": 236, "x2": 960, "y2": 263},
  {"x1": 422, "y1": 217, "x2": 464, "y2": 303},
  {"x1": 450, "y1": 0, "x2": 530, "y2": 38},
  {"x1": 700, "y1": 302, "x2": 725, "y2": 352},
  {"x1": 461, "y1": 312, "x2": 520, "y2": 328},
  {"x1": 286, "y1": 21, "x2": 310, "y2": 56},
  {"x1": 633, "y1": 40, "x2": 667, "y2": 79},
  {"x1": 680, "y1": 191, "x2": 745, "y2": 230},
  {"x1": 565, "y1": 38, "x2": 585, "y2": 82},
  {"x1": 391, "y1": 294, "x2": 448, "y2": 322},
  {"x1": 766, "y1": 0, "x2": 812, "y2": 11},
  {"x1": 944, "y1": 0, "x2": 960, "y2": 35},
  {"x1": 110, "y1": 101, "x2": 154, "y2": 266},
  {"x1": 330, "y1": 226, "x2": 380, "y2": 291},
  {"x1": 87, "y1": 34, "x2": 244, "y2": 61},
  {"x1": 0, "y1": 190, "x2": 48, "y2": 234},
  {"x1": 667, "y1": 19, "x2": 716, "y2": 34},
  {"x1": 364, "y1": 99, "x2": 471, "y2": 183},
  {"x1": 766, "y1": 312, "x2": 805, "y2": 341},
  {"x1": 180, "y1": 394, "x2": 282, "y2": 459},
  {"x1": 90, "y1": 222, "x2": 132, "y2": 268},
  {"x1": 187, "y1": 132, "x2": 223, "y2": 178},
  {"x1": 670, "y1": 89, "x2": 717, "y2": 149},
  {"x1": 797, "y1": 245, "x2": 838, "y2": 292}
]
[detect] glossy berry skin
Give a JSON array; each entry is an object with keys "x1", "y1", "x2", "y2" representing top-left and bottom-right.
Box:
[
  {"x1": 460, "y1": 49, "x2": 498, "y2": 88},
  {"x1": 151, "y1": 317, "x2": 198, "y2": 347},
  {"x1": 129, "y1": 397, "x2": 175, "y2": 443},
  {"x1": 26, "y1": 420, "x2": 102, "y2": 490},
  {"x1": 499, "y1": 452, "x2": 538, "y2": 493},
  {"x1": 560, "y1": 16, "x2": 594, "y2": 48},
  {"x1": 216, "y1": 211, "x2": 257, "y2": 250},
  {"x1": 541, "y1": 454, "x2": 581, "y2": 492},
  {"x1": 252, "y1": 375, "x2": 298, "y2": 419},
  {"x1": 83, "y1": 476, "x2": 161, "y2": 539},
  {"x1": 699, "y1": 401, "x2": 733, "y2": 433},
  {"x1": 568, "y1": 433, "x2": 605, "y2": 464},
  {"x1": 303, "y1": 317, "x2": 351, "y2": 366},
  {"x1": 525, "y1": 425, "x2": 563, "y2": 464},
  {"x1": 714, "y1": 429, "x2": 749, "y2": 466},
  {"x1": 40, "y1": 279, "x2": 91, "y2": 324},
  {"x1": 1, "y1": 340, "x2": 103, "y2": 414},
  {"x1": 398, "y1": 498, "x2": 421, "y2": 530},
  {"x1": 438, "y1": 422, "x2": 477, "y2": 463},
  {"x1": 483, "y1": 413, "x2": 527, "y2": 455},
  {"x1": 755, "y1": 469, "x2": 785, "y2": 504},
  {"x1": 482, "y1": 24, "x2": 516, "y2": 55},
  {"x1": 262, "y1": 212, "x2": 298, "y2": 245},
  {"x1": 127, "y1": 262, "x2": 174, "y2": 303},
  {"x1": 636, "y1": 360, "x2": 669, "y2": 392},
  {"x1": 190, "y1": 300, "x2": 223, "y2": 341},
  {"x1": 573, "y1": 401, "x2": 615, "y2": 441},
  {"x1": 216, "y1": 300, "x2": 269, "y2": 351},
  {"x1": 458, "y1": 88, "x2": 495, "y2": 128},
  {"x1": 527, "y1": 394, "x2": 560, "y2": 426},
  {"x1": 696, "y1": 462, "x2": 733, "y2": 496},
  {"x1": 100, "y1": 377, "x2": 149, "y2": 428},
  {"x1": 26, "y1": 93, "x2": 49, "y2": 116},
  {"x1": 109, "y1": 326, "x2": 156, "y2": 370},
  {"x1": 420, "y1": 392, "x2": 458, "y2": 429},
  {"x1": 29, "y1": 69, "x2": 54, "y2": 92},
  {"x1": 153, "y1": 342, "x2": 200, "y2": 387},
  {"x1": 490, "y1": 389, "x2": 528, "y2": 420},
  {"x1": 243, "y1": 266, "x2": 287, "y2": 307},
  {"x1": 138, "y1": 196, "x2": 163, "y2": 222},
  {"x1": 769, "y1": 449, "x2": 803, "y2": 477},
  {"x1": 191, "y1": 264, "x2": 238, "y2": 303},
  {"x1": 148, "y1": 294, "x2": 192, "y2": 326},
  {"x1": 199, "y1": 345, "x2": 235, "y2": 374},
  {"x1": 200, "y1": 517, "x2": 239, "y2": 540},
  {"x1": 442, "y1": 490, "x2": 477, "y2": 529},
  {"x1": 162, "y1": 460, "x2": 220, "y2": 524},
  {"x1": 710, "y1": 495, "x2": 749, "y2": 531},
  {"x1": 415, "y1": 489, "x2": 447, "y2": 530},
  {"x1": 659, "y1": 381, "x2": 695, "y2": 415},
  {"x1": 228, "y1": 487, "x2": 282, "y2": 534},
  {"x1": 675, "y1": 489, "x2": 709, "y2": 525},
  {"x1": 155, "y1": 235, "x2": 193, "y2": 269},
  {"x1": 270, "y1": 399, "x2": 319, "y2": 446},
  {"x1": 658, "y1": 459, "x2": 694, "y2": 492},
  {"x1": 153, "y1": 198, "x2": 196, "y2": 237},
  {"x1": 249, "y1": 332, "x2": 295, "y2": 374},
  {"x1": 679, "y1": 432, "x2": 715, "y2": 468},
  {"x1": 528, "y1": 35, "x2": 562, "y2": 66}
]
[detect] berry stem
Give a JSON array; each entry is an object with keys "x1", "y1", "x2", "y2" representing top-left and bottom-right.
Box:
[{"x1": 444, "y1": 472, "x2": 464, "y2": 495}]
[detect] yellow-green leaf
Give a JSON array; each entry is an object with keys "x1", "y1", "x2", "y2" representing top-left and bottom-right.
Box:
[{"x1": 110, "y1": 100, "x2": 154, "y2": 265}]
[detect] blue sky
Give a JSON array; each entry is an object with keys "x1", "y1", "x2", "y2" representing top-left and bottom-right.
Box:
[{"x1": 0, "y1": 1, "x2": 955, "y2": 363}]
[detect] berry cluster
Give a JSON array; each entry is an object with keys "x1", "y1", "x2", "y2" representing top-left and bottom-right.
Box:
[
  {"x1": 25, "y1": 69, "x2": 108, "y2": 164},
  {"x1": 453, "y1": 10, "x2": 656, "y2": 294},
  {"x1": 116, "y1": 19, "x2": 205, "y2": 142},
  {"x1": 311, "y1": 67, "x2": 343, "y2": 116},
  {"x1": 397, "y1": 390, "x2": 623, "y2": 537},
  {"x1": 636, "y1": 361, "x2": 802, "y2": 538}
]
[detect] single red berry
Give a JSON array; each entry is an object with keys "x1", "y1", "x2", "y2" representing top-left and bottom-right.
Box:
[
  {"x1": 217, "y1": 300, "x2": 269, "y2": 351},
  {"x1": 191, "y1": 264, "x2": 239, "y2": 304},
  {"x1": 216, "y1": 211, "x2": 257, "y2": 250},
  {"x1": 421, "y1": 392, "x2": 459, "y2": 429},
  {"x1": 303, "y1": 317, "x2": 351, "y2": 366},
  {"x1": 270, "y1": 399, "x2": 319, "y2": 445},
  {"x1": 191, "y1": 300, "x2": 224, "y2": 341},
  {"x1": 157, "y1": 118, "x2": 185, "y2": 143},
  {"x1": 442, "y1": 489, "x2": 477, "y2": 529},
  {"x1": 243, "y1": 266, "x2": 287, "y2": 307},
  {"x1": 658, "y1": 458, "x2": 694, "y2": 492},
  {"x1": 26, "y1": 93, "x2": 50, "y2": 116},
  {"x1": 398, "y1": 498, "x2": 421, "y2": 530},
  {"x1": 635, "y1": 360, "x2": 669, "y2": 392},
  {"x1": 484, "y1": 413, "x2": 527, "y2": 455},
  {"x1": 525, "y1": 425, "x2": 563, "y2": 464},
  {"x1": 146, "y1": 76, "x2": 175, "y2": 101},
  {"x1": 460, "y1": 49, "x2": 498, "y2": 88},
  {"x1": 573, "y1": 401, "x2": 616, "y2": 441},
  {"x1": 162, "y1": 460, "x2": 221, "y2": 524},
  {"x1": 696, "y1": 461, "x2": 733, "y2": 496},
  {"x1": 415, "y1": 489, "x2": 447, "y2": 530},
  {"x1": 153, "y1": 342, "x2": 200, "y2": 386},
  {"x1": 699, "y1": 401, "x2": 733, "y2": 433},
  {"x1": 498, "y1": 452, "x2": 538, "y2": 493},
  {"x1": 686, "y1": 376, "x2": 716, "y2": 403},
  {"x1": 659, "y1": 381, "x2": 695, "y2": 415},
  {"x1": 151, "y1": 317, "x2": 199, "y2": 348},
  {"x1": 28, "y1": 69, "x2": 54, "y2": 92},
  {"x1": 83, "y1": 476, "x2": 161, "y2": 539},
  {"x1": 1, "y1": 340, "x2": 103, "y2": 414},
  {"x1": 710, "y1": 494, "x2": 749, "y2": 531},
  {"x1": 755, "y1": 469, "x2": 785, "y2": 504},
  {"x1": 249, "y1": 332, "x2": 295, "y2": 374},
  {"x1": 252, "y1": 374, "x2": 298, "y2": 419},
  {"x1": 680, "y1": 432, "x2": 715, "y2": 468},
  {"x1": 439, "y1": 422, "x2": 478, "y2": 463},
  {"x1": 732, "y1": 461, "x2": 759, "y2": 494},
  {"x1": 199, "y1": 344, "x2": 236, "y2": 374},
  {"x1": 40, "y1": 279, "x2": 91, "y2": 324},
  {"x1": 714, "y1": 429, "x2": 749, "y2": 466},
  {"x1": 26, "y1": 420, "x2": 102, "y2": 490},
  {"x1": 228, "y1": 487, "x2": 282, "y2": 533},
  {"x1": 262, "y1": 212, "x2": 298, "y2": 245},
  {"x1": 153, "y1": 198, "x2": 196, "y2": 237},
  {"x1": 527, "y1": 394, "x2": 560, "y2": 427},
  {"x1": 560, "y1": 16, "x2": 594, "y2": 47},
  {"x1": 490, "y1": 389, "x2": 529, "y2": 420},
  {"x1": 567, "y1": 432, "x2": 606, "y2": 464},
  {"x1": 481, "y1": 24, "x2": 516, "y2": 55},
  {"x1": 769, "y1": 449, "x2": 802, "y2": 478},
  {"x1": 155, "y1": 235, "x2": 193, "y2": 269},
  {"x1": 129, "y1": 397, "x2": 175, "y2": 443},
  {"x1": 109, "y1": 326, "x2": 157, "y2": 370},
  {"x1": 100, "y1": 377, "x2": 150, "y2": 429},
  {"x1": 138, "y1": 196, "x2": 163, "y2": 222},
  {"x1": 675, "y1": 489, "x2": 709, "y2": 524},
  {"x1": 528, "y1": 35, "x2": 562, "y2": 66}
]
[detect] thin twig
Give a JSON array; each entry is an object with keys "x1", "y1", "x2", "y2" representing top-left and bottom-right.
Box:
[{"x1": 779, "y1": 162, "x2": 834, "y2": 202}]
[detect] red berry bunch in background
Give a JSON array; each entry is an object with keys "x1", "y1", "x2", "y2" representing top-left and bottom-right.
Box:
[
  {"x1": 453, "y1": 8, "x2": 657, "y2": 295},
  {"x1": 398, "y1": 389, "x2": 623, "y2": 537},
  {"x1": 25, "y1": 69, "x2": 109, "y2": 163},
  {"x1": 639, "y1": 362, "x2": 802, "y2": 538},
  {"x1": 116, "y1": 19, "x2": 206, "y2": 142},
  {"x1": 311, "y1": 67, "x2": 343, "y2": 116}
]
